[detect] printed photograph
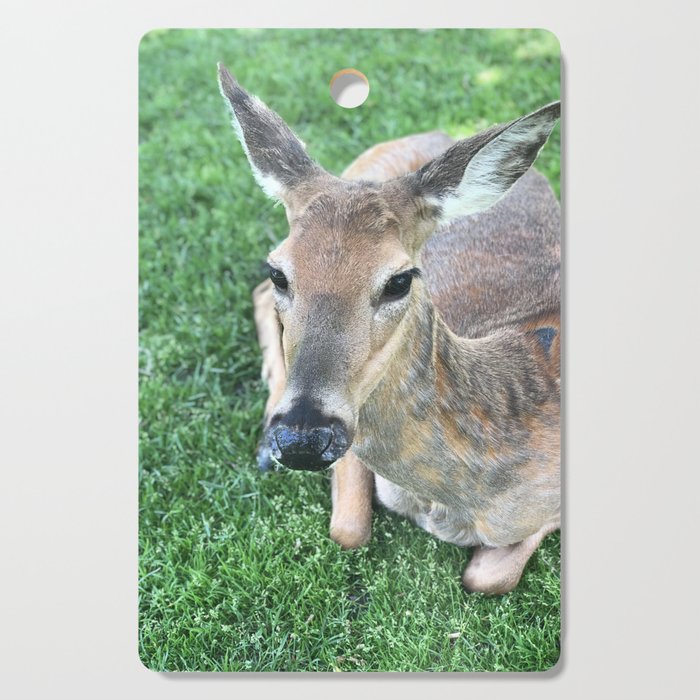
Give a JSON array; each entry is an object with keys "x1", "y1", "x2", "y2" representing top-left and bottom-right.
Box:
[{"x1": 139, "y1": 28, "x2": 561, "y2": 672}]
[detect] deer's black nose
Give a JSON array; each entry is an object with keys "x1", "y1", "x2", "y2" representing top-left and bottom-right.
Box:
[
  {"x1": 273, "y1": 425, "x2": 334, "y2": 470},
  {"x1": 269, "y1": 399, "x2": 350, "y2": 471}
]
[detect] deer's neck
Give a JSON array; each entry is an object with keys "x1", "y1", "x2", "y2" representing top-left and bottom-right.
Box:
[{"x1": 354, "y1": 288, "x2": 558, "y2": 508}]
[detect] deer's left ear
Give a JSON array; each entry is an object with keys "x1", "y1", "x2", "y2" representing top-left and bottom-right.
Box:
[
  {"x1": 413, "y1": 101, "x2": 560, "y2": 225},
  {"x1": 218, "y1": 64, "x2": 325, "y2": 203}
]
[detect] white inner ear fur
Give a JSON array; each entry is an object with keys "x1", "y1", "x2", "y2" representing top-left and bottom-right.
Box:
[
  {"x1": 217, "y1": 80, "x2": 286, "y2": 201},
  {"x1": 428, "y1": 110, "x2": 557, "y2": 224}
]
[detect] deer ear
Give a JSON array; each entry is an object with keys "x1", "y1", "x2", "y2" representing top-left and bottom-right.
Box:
[
  {"x1": 217, "y1": 64, "x2": 324, "y2": 202},
  {"x1": 416, "y1": 101, "x2": 560, "y2": 224}
]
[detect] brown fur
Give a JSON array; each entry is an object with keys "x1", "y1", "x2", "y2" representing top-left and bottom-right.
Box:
[{"x1": 219, "y1": 66, "x2": 560, "y2": 593}]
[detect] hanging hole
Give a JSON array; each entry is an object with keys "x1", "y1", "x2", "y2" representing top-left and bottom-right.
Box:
[{"x1": 330, "y1": 69, "x2": 370, "y2": 109}]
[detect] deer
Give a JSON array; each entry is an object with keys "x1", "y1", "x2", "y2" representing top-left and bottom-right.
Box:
[{"x1": 218, "y1": 64, "x2": 561, "y2": 595}]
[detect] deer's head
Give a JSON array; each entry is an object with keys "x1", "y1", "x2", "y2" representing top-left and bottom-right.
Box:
[{"x1": 218, "y1": 65, "x2": 559, "y2": 471}]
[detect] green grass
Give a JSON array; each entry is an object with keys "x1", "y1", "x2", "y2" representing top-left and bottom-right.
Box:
[{"x1": 139, "y1": 28, "x2": 561, "y2": 672}]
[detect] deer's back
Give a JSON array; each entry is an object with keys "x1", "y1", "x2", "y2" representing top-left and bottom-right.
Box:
[{"x1": 422, "y1": 169, "x2": 560, "y2": 338}]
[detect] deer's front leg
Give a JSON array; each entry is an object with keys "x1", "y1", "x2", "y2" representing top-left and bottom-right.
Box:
[
  {"x1": 253, "y1": 279, "x2": 286, "y2": 472},
  {"x1": 330, "y1": 451, "x2": 374, "y2": 549}
]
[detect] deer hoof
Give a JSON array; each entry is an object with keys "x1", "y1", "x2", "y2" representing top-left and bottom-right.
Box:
[
  {"x1": 330, "y1": 523, "x2": 371, "y2": 550},
  {"x1": 462, "y1": 567, "x2": 520, "y2": 596},
  {"x1": 461, "y1": 547, "x2": 523, "y2": 595}
]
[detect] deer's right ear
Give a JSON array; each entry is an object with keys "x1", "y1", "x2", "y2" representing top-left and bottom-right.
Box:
[{"x1": 217, "y1": 64, "x2": 324, "y2": 203}]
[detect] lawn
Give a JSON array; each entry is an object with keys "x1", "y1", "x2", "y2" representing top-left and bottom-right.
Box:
[{"x1": 139, "y1": 28, "x2": 561, "y2": 672}]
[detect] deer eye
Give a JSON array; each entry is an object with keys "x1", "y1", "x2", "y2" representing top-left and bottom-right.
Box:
[
  {"x1": 268, "y1": 266, "x2": 288, "y2": 291},
  {"x1": 383, "y1": 269, "x2": 419, "y2": 299}
]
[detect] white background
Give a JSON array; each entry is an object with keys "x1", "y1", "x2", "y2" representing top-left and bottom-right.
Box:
[{"x1": 1, "y1": 1, "x2": 698, "y2": 698}]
